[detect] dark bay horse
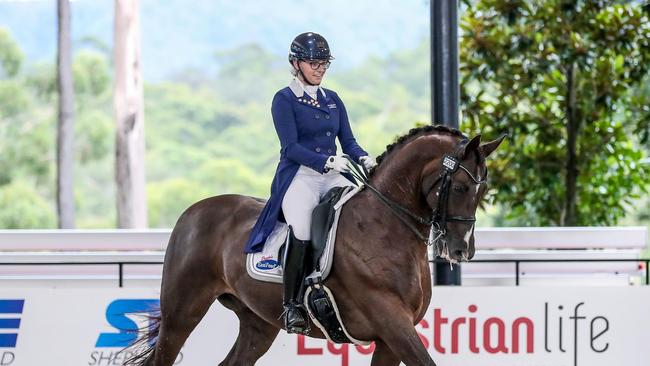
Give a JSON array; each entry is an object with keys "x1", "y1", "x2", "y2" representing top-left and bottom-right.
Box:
[{"x1": 126, "y1": 125, "x2": 504, "y2": 366}]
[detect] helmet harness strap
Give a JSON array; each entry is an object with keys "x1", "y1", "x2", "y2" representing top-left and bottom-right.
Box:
[{"x1": 294, "y1": 60, "x2": 318, "y2": 86}]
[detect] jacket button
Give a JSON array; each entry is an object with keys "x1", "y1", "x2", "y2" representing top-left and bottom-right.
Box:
[
  {"x1": 325, "y1": 114, "x2": 330, "y2": 120},
  {"x1": 315, "y1": 114, "x2": 320, "y2": 119},
  {"x1": 328, "y1": 149, "x2": 332, "y2": 153},
  {"x1": 326, "y1": 131, "x2": 331, "y2": 136},
  {"x1": 316, "y1": 147, "x2": 321, "y2": 152}
]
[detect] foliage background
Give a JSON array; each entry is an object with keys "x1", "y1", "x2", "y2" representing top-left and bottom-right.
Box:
[
  {"x1": 1, "y1": 0, "x2": 649, "y2": 250},
  {"x1": 0, "y1": 0, "x2": 432, "y2": 228},
  {"x1": 460, "y1": 1, "x2": 650, "y2": 227}
]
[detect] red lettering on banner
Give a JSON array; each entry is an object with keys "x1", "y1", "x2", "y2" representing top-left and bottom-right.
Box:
[
  {"x1": 468, "y1": 305, "x2": 480, "y2": 353},
  {"x1": 512, "y1": 317, "x2": 534, "y2": 353},
  {"x1": 297, "y1": 335, "x2": 323, "y2": 355},
  {"x1": 434, "y1": 308, "x2": 448, "y2": 353},
  {"x1": 451, "y1": 317, "x2": 466, "y2": 353},
  {"x1": 298, "y1": 305, "x2": 539, "y2": 360},
  {"x1": 484, "y1": 317, "x2": 509, "y2": 353},
  {"x1": 327, "y1": 342, "x2": 349, "y2": 366},
  {"x1": 418, "y1": 319, "x2": 430, "y2": 349}
]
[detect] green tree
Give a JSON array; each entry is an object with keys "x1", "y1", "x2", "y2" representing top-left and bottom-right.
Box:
[
  {"x1": 0, "y1": 182, "x2": 56, "y2": 228},
  {"x1": 460, "y1": 1, "x2": 650, "y2": 226},
  {"x1": 0, "y1": 27, "x2": 23, "y2": 78}
]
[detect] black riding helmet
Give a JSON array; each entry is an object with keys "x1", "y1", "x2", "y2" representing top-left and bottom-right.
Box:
[{"x1": 288, "y1": 32, "x2": 335, "y2": 62}]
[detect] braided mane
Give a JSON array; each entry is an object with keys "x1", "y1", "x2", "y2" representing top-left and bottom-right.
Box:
[{"x1": 372, "y1": 125, "x2": 467, "y2": 172}]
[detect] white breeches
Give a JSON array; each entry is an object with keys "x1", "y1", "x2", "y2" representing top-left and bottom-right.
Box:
[{"x1": 281, "y1": 165, "x2": 355, "y2": 240}]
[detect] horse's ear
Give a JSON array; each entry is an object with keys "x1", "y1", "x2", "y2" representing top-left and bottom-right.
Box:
[
  {"x1": 479, "y1": 134, "x2": 507, "y2": 158},
  {"x1": 462, "y1": 135, "x2": 482, "y2": 159}
]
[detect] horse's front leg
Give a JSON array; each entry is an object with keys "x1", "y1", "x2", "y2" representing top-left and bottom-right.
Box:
[
  {"x1": 370, "y1": 340, "x2": 400, "y2": 366},
  {"x1": 367, "y1": 296, "x2": 436, "y2": 366}
]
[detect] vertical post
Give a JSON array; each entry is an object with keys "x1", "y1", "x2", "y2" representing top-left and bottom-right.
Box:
[
  {"x1": 119, "y1": 263, "x2": 124, "y2": 288},
  {"x1": 645, "y1": 260, "x2": 649, "y2": 286},
  {"x1": 516, "y1": 261, "x2": 520, "y2": 286},
  {"x1": 431, "y1": 0, "x2": 459, "y2": 128},
  {"x1": 432, "y1": 0, "x2": 461, "y2": 285}
]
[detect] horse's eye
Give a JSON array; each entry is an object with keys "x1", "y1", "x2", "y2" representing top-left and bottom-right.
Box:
[{"x1": 453, "y1": 185, "x2": 467, "y2": 193}]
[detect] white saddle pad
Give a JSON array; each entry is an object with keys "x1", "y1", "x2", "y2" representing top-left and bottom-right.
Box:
[{"x1": 246, "y1": 185, "x2": 360, "y2": 283}]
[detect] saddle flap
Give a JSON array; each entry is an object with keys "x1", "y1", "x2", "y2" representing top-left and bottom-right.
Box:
[{"x1": 310, "y1": 186, "x2": 348, "y2": 266}]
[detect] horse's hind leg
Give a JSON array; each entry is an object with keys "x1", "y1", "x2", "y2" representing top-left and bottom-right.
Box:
[
  {"x1": 217, "y1": 294, "x2": 280, "y2": 366},
  {"x1": 151, "y1": 284, "x2": 219, "y2": 365}
]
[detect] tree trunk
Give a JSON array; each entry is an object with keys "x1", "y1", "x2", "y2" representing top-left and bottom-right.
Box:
[
  {"x1": 56, "y1": 0, "x2": 75, "y2": 229},
  {"x1": 563, "y1": 62, "x2": 579, "y2": 226},
  {"x1": 114, "y1": 0, "x2": 147, "y2": 228}
]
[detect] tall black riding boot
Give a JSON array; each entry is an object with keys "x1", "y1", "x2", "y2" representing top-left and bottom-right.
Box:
[{"x1": 282, "y1": 227, "x2": 310, "y2": 334}]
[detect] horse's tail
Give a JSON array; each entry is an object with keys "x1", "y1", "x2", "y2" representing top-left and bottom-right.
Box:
[{"x1": 122, "y1": 308, "x2": 162, "y2": 366}]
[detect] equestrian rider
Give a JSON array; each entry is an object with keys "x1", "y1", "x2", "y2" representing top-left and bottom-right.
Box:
[{"x1": 244, "y1": 32, "x2": 376, "y2": 333}]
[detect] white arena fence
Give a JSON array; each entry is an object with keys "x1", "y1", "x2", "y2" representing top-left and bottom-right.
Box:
[
  {"x1": 0, "y1": 228, "x2": 648, "y2": 366},
  {"x1": 0, "y1": 227, "x2": 646, "y2": 287}
]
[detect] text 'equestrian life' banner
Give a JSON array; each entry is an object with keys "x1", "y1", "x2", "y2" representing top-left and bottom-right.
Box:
[{"x1": 0, "y1": 287, "x2": 647, "y2": 366}]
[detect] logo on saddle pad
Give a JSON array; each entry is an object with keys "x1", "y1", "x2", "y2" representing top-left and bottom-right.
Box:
[{"x1": 256, "y1": 256, "x2": 280, "y2": 271}]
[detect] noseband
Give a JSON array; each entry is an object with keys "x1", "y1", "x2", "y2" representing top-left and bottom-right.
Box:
[{"x1": 346, "y1": 139, "x2": 486, "y2": 247}]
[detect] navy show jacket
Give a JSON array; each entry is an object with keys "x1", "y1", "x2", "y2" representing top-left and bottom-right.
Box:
[{"x1": 244, "y1": 82, "x2": 368, "y2": 253}]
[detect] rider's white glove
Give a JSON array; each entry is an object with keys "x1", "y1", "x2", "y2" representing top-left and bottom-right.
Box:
[
  {"x1": 325, "y1": 155, "x2": 350, "y2": 173},
  {"x1": 359, "y1": 155, "x2": 377, "y2": 170}
]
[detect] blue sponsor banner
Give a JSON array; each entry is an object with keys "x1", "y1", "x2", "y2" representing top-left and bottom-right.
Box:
[
  {"x1": 0, "y1": 334, "x2": 18, "y2": 348},
  {"x1": 0, "y1": 319, "x2": 20, "y2": 328},
  {"x1": 0, "y1": 299, "x2": 24, "y2": 348},
  {"x1": 0, "y1": 300, "x2": 24, "y2": 314},
  {"x1": 96, "y1": 299, "x2": 160, "y2": 348}
]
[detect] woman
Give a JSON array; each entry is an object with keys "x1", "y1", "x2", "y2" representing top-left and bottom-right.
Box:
[{"x1": 244, "y1": 32, "x2": 376, "y2": 333}]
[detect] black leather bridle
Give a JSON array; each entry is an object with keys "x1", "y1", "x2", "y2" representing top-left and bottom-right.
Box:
[{"x1": 345, "y1": 140, "x2": 487, "y2": 246}]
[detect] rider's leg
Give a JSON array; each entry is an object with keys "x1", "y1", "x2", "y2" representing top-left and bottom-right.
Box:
[
  {"x1": 282, "y1": 167, "x2": 321, "y2": 240},
  {"x1": 322, "y1": 170, "x2": 355, "y2": 195},
  {"x1": 280, "y1": 167, "x2": 321, "y2": 333},
  {"x1": 281, "y1": 227, "x2": 310, "y2": 333}
]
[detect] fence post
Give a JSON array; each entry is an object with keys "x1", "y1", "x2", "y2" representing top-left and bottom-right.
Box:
[
  {"x1": 515, "y1": 261, "x2": 520, "y2": 286},
  {"x1": 118, "y1": 263, "x2": 124, "y2": 288}
]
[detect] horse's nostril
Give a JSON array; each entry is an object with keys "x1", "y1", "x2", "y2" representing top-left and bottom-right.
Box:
[{"x1": 453, "y1": 249, "x2": 468, "y2": 261}]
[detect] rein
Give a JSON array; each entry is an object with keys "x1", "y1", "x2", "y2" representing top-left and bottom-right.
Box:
[{"x1": 344, "y1": 141, "x2": 487, "y2": 247}]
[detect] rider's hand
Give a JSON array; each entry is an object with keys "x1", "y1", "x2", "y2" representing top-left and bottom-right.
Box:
[
  {"x1": 359, "y1": 155, "x2": 377, "y2": 170},
  {"x1": 325, "y1": 155, "x2": 350, "y2": 173}
]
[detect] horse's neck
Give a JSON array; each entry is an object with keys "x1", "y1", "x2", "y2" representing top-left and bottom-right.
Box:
[{"x1": 368, "y1": 146, "x2": 431, "y2": 217}]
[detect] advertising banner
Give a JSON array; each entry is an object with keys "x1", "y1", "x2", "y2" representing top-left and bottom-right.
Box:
[{"x1": 0, "y1": 287, "x2": 647, "y2": 366}]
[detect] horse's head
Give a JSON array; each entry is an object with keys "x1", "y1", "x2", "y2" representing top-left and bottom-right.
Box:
[
  {"x1": 420, "y1": 133, "x2": 505, "y2": 263},
  {"x1": 368, "y1": 126, "x2": 505, "y2": 263}
]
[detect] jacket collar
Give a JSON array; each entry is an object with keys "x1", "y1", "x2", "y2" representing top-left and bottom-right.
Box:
[{"x1": 289, "y1": 78, "x2": 327, "y2": 100}]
